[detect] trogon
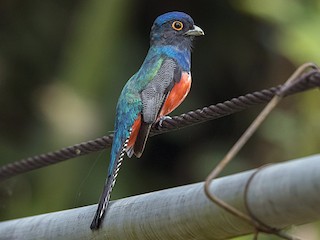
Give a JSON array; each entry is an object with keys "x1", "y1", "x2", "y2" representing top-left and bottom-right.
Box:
[{"x1": 90, "y1": 11, "x2": 204, "y2": 230}]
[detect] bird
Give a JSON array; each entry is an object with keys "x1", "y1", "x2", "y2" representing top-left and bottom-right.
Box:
[{"x1": 90, "y1": 11, "x2": 204, "y2": 230}]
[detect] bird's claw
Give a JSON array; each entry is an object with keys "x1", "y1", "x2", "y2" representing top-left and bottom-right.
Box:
[{"x1": 158, "y1": 116, "x2": 172, "y2": 128}]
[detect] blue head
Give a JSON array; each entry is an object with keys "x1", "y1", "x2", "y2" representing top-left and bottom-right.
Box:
[{"x1": 150, "y1": 12, "x2": 204, "y2": 50}]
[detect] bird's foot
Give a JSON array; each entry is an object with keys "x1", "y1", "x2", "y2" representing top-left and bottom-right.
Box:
[{"x1": 158, "y1": 116, "x2": 172, "y2": 128}]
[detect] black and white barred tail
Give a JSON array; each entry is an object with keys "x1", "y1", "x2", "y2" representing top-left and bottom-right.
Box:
[{"x1": 90, "y1": 137, "x2": 129, "y2": 230}]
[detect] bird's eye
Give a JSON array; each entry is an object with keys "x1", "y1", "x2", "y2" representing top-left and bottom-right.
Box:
[{"x1": 172, "y1": 21, "x2": 183, "y2": 31}]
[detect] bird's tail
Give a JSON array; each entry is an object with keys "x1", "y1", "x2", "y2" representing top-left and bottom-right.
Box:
[
  {"x1": 133, "y1": 122, "x2": 152, "y2": 158},
  {"x1": 90, "y1": 174, "x2": 114, "y2": 229},
  {"x1": 90, "y1": 139, "x2": 128, "y2": 230}
]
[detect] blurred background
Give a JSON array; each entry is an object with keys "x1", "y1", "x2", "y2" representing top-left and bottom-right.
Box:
[{"x1": 0, "y1": 0, "x2": 319, "y2": 239}]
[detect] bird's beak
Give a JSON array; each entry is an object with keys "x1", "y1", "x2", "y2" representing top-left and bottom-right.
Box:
[{"x1": 185, "y1": 25, "x2": 205, "y2": 36}]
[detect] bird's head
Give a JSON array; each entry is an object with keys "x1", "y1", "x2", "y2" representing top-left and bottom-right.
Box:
[{"x1": 150, "y1": 12, "x2": 204, "y2": 50}]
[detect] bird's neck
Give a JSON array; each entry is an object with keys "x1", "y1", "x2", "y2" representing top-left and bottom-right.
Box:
[{"x1": 151, "y1": 45, "x2": 191, "y2": 72}]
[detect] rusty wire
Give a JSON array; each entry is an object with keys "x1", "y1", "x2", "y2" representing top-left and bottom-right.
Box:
[
  {"x1": 0, "y1": 68, "x2": 320, "y2": 181},
  {"x1": 203, "y1": 63, "x2": 320, "y2": 240}
]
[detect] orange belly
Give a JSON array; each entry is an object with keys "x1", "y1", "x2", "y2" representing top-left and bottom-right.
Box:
[
  {"x1": 159, "y1": 72, "x2": 191, "y2": 117},
  {"x1": 127, "y1": 114, "x2": 141, "y2": 150}
]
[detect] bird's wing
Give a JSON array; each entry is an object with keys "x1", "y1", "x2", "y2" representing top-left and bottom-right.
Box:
[
  {"x1": 141, "y1": 58, "x2": 181, "y2": 123},
  {"x1": 133, "y1": 58, "x2": 181, "y2": 157}
]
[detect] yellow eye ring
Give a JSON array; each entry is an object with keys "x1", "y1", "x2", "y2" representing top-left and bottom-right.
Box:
[{"x1": 172, "y1": 21, "x2": 183, "y2": 31}]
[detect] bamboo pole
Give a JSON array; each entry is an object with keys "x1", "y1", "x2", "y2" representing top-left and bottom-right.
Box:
[{"x1": 1, "y1": 154, "x2": 320, "y2": 240}]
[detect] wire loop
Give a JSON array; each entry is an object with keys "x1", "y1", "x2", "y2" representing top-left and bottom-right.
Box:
[{"x1": 204, "y1": 63, "x2": 319, "y2": 240}]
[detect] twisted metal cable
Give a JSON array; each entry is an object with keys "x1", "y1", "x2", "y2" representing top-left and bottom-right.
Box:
[{"x1": 1, "y1": 69, "x2": 319, "y2": 181}]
